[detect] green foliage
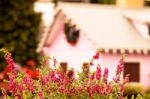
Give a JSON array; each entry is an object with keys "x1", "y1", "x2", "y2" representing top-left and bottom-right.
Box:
[
  {"x1": 0, "y1": 0, "x2": 41, "y2": 67},
  {"x1": 144, "y1": 93, "x2": 150, "y2": 99},
  {"x1": 136, "y1": 94, "x2": 143, "y2": 99},
  {"x1": 0, "y1": 49, "x2": 132, "y2": 99},
  {"x1": 144, "y1": 87, "x2": 150, "y2": 99},
  {"x1": 124, "y1": 94, "x2": 143, "y2": 99},
  {"x1": 91, "y1": 0, "x2": 115, "y2": 4},
  {"x1": 0, "y1": 51, "x2": 6, "y2": 71},
  {"x1": 124, "y1": 83, "x2": 144, "y2": 98},
  {"x1": 145, "y1": 1, "x2": 150, "y2": 6},
  {"x1": 90, "y1": 0, "x2": 150, "y2": 6}
]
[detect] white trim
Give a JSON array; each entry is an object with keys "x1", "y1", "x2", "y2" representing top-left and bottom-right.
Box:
[
  {"x1": 104, "y1": 48, "x2": 109, "y2": 54},
  {"x1": 129, "y1": 49, "x2": 134, "y2": 54},
  {"x1": 143, "y1": 49, "x2": 148, "y2": 54},
  {"x1": 136, "y1": 49, "x2": 141, "y2": 54},
  {"x1": 120, "y1": 49, "x2": 125, "y2": 54},
  {"x1": 112, "y1": 49, "x2": 117, "y2": 54}
]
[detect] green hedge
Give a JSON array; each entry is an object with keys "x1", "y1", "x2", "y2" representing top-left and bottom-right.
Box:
[
  {"x1": 124, "y1": 83, "x2": 144, "y2": 98},
  {"x1": 0, "y1": 0, "x2": 41, "y2": 69},
  {"x1": 91, "y1": 0, "x2": 115, "y2": 4},
  {"x1": 145, "y1": 1, "x2": 150, "y2": 6},
  {"x1": 144, "y1": 87, "x2": 150, "y2": 99},
  {"x1": 90, "y1": 0, "x2": 150, "y2": 6}
]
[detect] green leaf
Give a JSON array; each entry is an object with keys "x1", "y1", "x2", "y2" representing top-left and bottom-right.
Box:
[
  {"x1": 131, "y1": 95, "x2": 134, "y2": 99},
  {"x1": 136, "y1": 94, "x2": 143, "y2": 99}
]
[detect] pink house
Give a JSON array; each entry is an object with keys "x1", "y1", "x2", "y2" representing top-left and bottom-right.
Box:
[{"x1": 36, "y1": 2, "x2": 150, "y2": 88}]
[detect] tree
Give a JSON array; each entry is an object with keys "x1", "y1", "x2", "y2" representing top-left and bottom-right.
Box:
[
  {"x1": 145, "y1": 0, "x2": 150, "y2": 6},
  {"x1": 91, "y1": 0, "x2": 115, "y2": 4},
  {"x1": 0, "y1": 0, "x2": 41, "y2": 69}
]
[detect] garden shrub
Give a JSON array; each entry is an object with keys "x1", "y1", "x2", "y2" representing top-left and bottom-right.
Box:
[
  {"x1": 144, "y1": 86, "x2": 150, "y2": 99},
  {"x1": 0, "y1": 0, "x2": 41, "y2": 68},
  {"x1": 0, "y1": 49, "x2": 130, "y2": 99},
  {"x1": 124, "y1": 82, "x2": 144, "y2": 98}
]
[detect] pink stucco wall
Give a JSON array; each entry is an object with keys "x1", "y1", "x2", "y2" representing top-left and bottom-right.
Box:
[
  {"x1": 102, "y1": 54, "x2": 150, "y2": 88},
  {"x1": 43, "y1": 25, "x2": 150, "y2": 88},
  {"x1": 43, "y1": 27, "x2": 95, "y2": 72}
]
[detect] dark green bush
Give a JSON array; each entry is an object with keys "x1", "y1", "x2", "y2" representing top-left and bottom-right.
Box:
[
  {"x1": 144, "y1": 86, "x2": 150, "y2": 99},
  {"x1": 124, "y1": 83, "x2": 144, "y2": 98},
  {"x1": 145, "y1": 1, "x2": 150, "y2": 6},
  {"x1": 91, "y1": 0, "x2": 115, "y2": 4},
  {"x1": 144, "y1": 93, "x2": 150, "y2": 99},
  {"x1": 90, "y1": 0, "x2": 150, "y2": 6},
  {"x1": 0, "y1": 0, "x2": 41, "y2": 68}
]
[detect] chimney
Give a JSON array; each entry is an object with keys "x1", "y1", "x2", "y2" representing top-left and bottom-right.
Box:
[{"x1": 116, "y1": 0, "x2": 144, "y2": 8}]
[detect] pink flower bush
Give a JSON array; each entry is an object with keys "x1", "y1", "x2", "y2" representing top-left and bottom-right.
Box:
[
  {"x1": 0, "y1": 49, "x2": 130, "y2": 99},
  {"x1": 96, "y1": 66, "x2": 101, "y2": 80}
]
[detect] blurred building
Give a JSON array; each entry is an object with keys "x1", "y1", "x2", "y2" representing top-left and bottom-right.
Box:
[
  {"x1": 35, "y1": 1, "x2": 150, "y2": 88},
  {"x1": 116, "y1": 0, "x2": 144, "y2": 8}
]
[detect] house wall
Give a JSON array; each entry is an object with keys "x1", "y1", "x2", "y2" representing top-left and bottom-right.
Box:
[
  {"x1": 102, "y1": 54, "x2": 150, "y2": 88},
  {"x1": 43, "y1": 26, "x2": 150, "y2": 88},
  {"x1": 43, "y1": 26, "x2": 95, "y2": 72},
  {"x1": 36, "y1": 1, "x2": 150, "y2": 88}
]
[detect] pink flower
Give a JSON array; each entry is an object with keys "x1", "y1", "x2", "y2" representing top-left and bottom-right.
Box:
[
  {"x1": 64, "y1": 77, "x2": 72, "y2": 86},
  {"x1": 94, "y1": 84, "x2": 100, "y2": 93},
  {"x1": 59, "y1": 85, "x2": 66, "y2": 93},
  {"x1": 93, "y1": 52, "x2": 99, "y2": 60},
  {"x1": 113, "y1": 58, "x2": 125, "y2": 83},
  {"x1": 96, "y1": 66, "x2": 101, "y2": 80},
  {"x1": 120, "y1": 75, "x2": 129, "y2": 94},
  {"x1": 105, "y1": 84, "x2": 113, "y2": 94},
  {"x1": 89, "y1": 72, "x2": 95, "y2": 80},
  {"x1": 23, "y1": 75, "x2": 35, "y2": 93},
  {"x1": 1, "y1": 88, "x2": 6, "y2": 96},
  {"x1": 38, "y1": 92, "x2": 44, "y2": 99},
  {"x1": 76, "y1": 86, "x2": 83, "y2": 93},
  {"x1": 18, "y1": 84, "x2": 24, "y2": 92},
  {"x1": 116, "y1": 58, "x2": 124, "y2": 75},
  {"x1": 90, "y1": 61, "x2": 94, "y2": 66},
  {"x1": 116, "y1": 64, "x2": 123, "y2": 75},
  {"x1": 67, "y1": 87, "x2": 75, "y2": 96},
  {"x1": 49, "y1": 71, "x2": 60, "y2": 82},
  {"x1": 5, "y1": 53, "x2": 16, "y2": 74},
  {"x1": 103, "y1": 68, "x2": 108, "y2": 78},
  {"x1": 1, "y1": 50, "x2": 130, "y2": 98},
  {"x1": 103, "y1": 68, "x2": 108, "y2": 84},
  {"x1": 8, "y1": 78, "x2": 17, "y2": 95},
  {"x1": 98, "y1": 85, "x2": 106, "y2": 96},
  {"x1": 90, "y1": 51, "x2": 100, "y2": 66},
  {"x1": 113, "y1": 75, "x2": 120, "y2": 83},
  {"x1": 87, "y1": 84, "x2": 100, "y2": 97},
  {"x1": 87, "y1": 86, "x2": 93, "y2": 97},
  {"x1": 119, "y1": 96, "x2": 124, "y2": 99},
  {"x1": 120, "y1": 84, "x2": 124, "y2": 93},
  {"x1": 58, "y1": 72, "x2": 65, "y2": 80},
  {"x1": 5, "y1": 53, "x2": 14, "y2": 66},
  {"x1": 42, "y1": 76, "x2": 49, "y2": 84}
]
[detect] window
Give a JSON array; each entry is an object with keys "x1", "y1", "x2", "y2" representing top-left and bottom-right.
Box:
[
  {"x1": 124, "y1": 62, "x2": 140, "y2": 82},
  {"x1": 60, "y1": 62, "x2": 68, "y2": 73},
  {"x1": 82, "y1": 63, "x2": 90, "y2": 73},
  {"x1": 149, "y1": 24, "x2": 150, "y2": 35}
]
